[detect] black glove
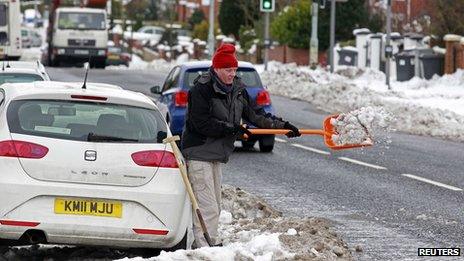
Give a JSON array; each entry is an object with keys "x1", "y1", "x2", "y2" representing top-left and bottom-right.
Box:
[
  {"x1": 224, "y1": 123, "x2": 252, "y2": 136},
  {"x1": 284, "y1": 121, "x2": 301, "y2": 138}
]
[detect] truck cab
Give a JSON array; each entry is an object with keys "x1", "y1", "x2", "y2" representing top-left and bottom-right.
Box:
[
  {"x1": 0, "y1": 0, "x2": 22, "y2": 60},
  {"x1": 50, "y1": 7, "x2": 107, "y2": 68}
]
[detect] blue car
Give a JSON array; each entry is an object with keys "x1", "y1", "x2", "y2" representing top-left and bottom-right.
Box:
[{"x1": 150, "y1": 61, "x2": 277, "y2": 152}]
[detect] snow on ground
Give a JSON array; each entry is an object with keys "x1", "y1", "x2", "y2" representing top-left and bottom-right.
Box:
[{"x1": 118, "y1": 185, "x2": 351, "y2": 261}]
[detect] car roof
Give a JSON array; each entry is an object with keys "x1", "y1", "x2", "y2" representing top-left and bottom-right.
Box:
[
  {"x1": 2, "y1": 61, "x2": 44, "y2": 70},
  {"x1": 57, "y1": 7, "x2": 106, "y2": 13},
  {"x1": 1, "y1": 61, "x2": 49, "y2": 80},
  {"x1": 0, "y1": 81, "x2": 157, "y2": 110},
  {"x1": 179, "y1": 60, "x2": 255, "y2": 70}
]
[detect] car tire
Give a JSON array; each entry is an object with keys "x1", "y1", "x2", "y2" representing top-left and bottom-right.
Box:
[
  {"x1": 259, "y1": 135, "x2": 275, "y2": 153},
  {"x1": 96, "y1": 60, "x2": 106, "y2": 69}
]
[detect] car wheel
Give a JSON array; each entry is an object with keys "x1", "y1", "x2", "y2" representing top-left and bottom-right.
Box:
[{"x1": 259, "y1": 135, "x2": 275, "y2": 153}]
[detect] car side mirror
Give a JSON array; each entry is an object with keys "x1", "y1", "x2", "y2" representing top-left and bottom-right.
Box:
[{"x1": 150, "y1": 85, "x2": 162, "y2": 94}]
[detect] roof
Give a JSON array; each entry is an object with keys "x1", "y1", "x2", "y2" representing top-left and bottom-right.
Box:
[
  {"x1": 1, "y1": 61, "x2": 44, "y2": 70},
  {"x1": 0, "y1": 81, "x2": 157, "y2": 110},
  {"x1": 179, "y1": 60, "x2": 255, "y2": 70},
  {"x1": 0, "y1": 61, "x2": 49, "y2": 80}
]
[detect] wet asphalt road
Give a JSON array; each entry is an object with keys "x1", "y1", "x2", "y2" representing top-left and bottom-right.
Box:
[{"x1": 45, "y1": 67, "x2": 464, "y2": 261}]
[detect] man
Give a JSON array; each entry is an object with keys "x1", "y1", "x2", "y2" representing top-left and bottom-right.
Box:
[{"x1": 181, "y1": 43, "x2": 300, "y2": 248}]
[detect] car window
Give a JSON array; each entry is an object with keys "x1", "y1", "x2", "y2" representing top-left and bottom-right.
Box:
[
  {"x1": 7, "y1": 100, "x2": 168, "y2": 143},
  {"x1": 144, "y1": 29, "x2": 153, "y2": 34},
  {"x1": 0, "y1": 73, "x2": 44, "y2": 84},
  {"x1": 162, "y1": 66, "x2": 180, "y2": 92},
  {"x1": 184, "y1": 68, "x2": 262, "y2": 88},
  {"x1": 0, "y1": 4, "x2": 7, "y2": 26}
]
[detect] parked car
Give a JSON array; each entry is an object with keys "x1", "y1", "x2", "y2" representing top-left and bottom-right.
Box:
[
  {"x1": 124, "y1": 26, "x2": 165, "y2": 46},
  {"x1": 0, "y1": 81, "x2": 192, "y2": 249},
  {"x1": 1, "y1": 61, "x2": 50, "y2": 84},
  {"x1": 106, "y1": 46, "x2": 131, "y2": 67},
  {"x1": 151, "y1": 61, "x2": 276, "y2": 152}
]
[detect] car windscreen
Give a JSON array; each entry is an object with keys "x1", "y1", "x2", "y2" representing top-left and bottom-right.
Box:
[
  {"x1": 184, "y1": 68, "x2": 262, "y2": 88},
  {"x1": 58, "y1": 12, "x2": 106, "y2": 30},
  {"x1": 7, "y1": 100, "x2": 168, "y2": 143},
  {"x1": 0, "y1": 73, "x2": 44, "y2": 84}
]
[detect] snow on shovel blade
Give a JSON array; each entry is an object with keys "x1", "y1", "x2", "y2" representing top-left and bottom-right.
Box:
[{"x1": 323, "y1": 115, "x2": 373, "y2": 150}]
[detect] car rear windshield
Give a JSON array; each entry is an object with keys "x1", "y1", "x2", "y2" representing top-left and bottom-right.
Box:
[
  {"x1": 58, "y1": 12, "x2": 106, "y2": 30},
  {"x1": 7, "y1": 100, "x2": 168, "y2": 143},
  {"x1": 185, "y1": 68, "x2": 262, "y2": 88},
  {"x1": 0, "y1": 73, "x2": 44, "y2": 84}
]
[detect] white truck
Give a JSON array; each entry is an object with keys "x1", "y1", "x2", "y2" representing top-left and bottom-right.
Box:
[
  {"x1": 48, "y1": 0, "x2": 108, "y2": 68},
  {"x1": 0, "y1": 0, "x2": 22, "y2": 60}
]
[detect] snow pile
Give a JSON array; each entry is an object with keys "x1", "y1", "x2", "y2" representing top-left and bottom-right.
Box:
[
  {"x1": 261, "y1": 62, "x2": 464, "y2": 142},
  {"x1": 330, "y1": 106, "x2": 393, "y2": 146},
  {"x1": 150, "y1": 185, "x2": 351, "y2": 260},
  {"x1": 107, "y1": 55, "x2": 176, "y2": 73}
]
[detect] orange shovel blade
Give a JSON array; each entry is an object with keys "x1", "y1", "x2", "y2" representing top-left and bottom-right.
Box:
[{"x1": 323, "y1": 115, "x2": 372, "y2": 150}]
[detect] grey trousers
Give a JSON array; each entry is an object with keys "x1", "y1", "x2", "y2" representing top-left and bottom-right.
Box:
[{"x1": 186, "y1": 160, "x2": 222, "y2": 248}]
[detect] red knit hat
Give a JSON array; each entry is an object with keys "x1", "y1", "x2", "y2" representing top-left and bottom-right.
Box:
[{"x1": 212, "y1": 43, "x2": 238, "y2": 69}]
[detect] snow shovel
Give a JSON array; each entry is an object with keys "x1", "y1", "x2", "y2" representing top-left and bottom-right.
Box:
[
  {"x1": 163, "y1": 136, "x2": 214, "y2": 247},
  {"x1": 245, "y1": 115, "x2": 372, "y2": 150}
]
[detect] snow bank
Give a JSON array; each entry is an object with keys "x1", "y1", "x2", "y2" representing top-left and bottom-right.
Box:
[
  {"x1": 261, "y1": 63, "x2": 464, "y2": 142},
  {"x1": 146, "y1": 185, "x2": 351, "y2": 260}
]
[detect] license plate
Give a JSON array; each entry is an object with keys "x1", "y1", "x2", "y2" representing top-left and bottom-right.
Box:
[
  {"x1": 74, "y1": 49, "x2": 89, "y2": 55},
  {"x1": 54, "y1": 198, "x2": 122, "y2": 218},
  {"x1": 108, "y1": 54, "x2": 119, "y2": 60}
]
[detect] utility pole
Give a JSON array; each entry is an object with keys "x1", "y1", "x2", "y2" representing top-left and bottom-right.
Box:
[
  {"x1": 260, "y1": 0, "x2": 275, "y2": 71},
  {"x1": 385, "y1": 0, "x2": 392, "y2": 89},
  {"x1": 329, "y1": 0, "x2": 336, "y2": 73},
  {"x1": 310, "y1": 1, "x2": 319, "y2": 68},
  {"x1": 264, "y1": 12, "x2": 270, "y2": 71},
  {"x1": 207, "y1": 0, "x2": 215, "y2": 58}
]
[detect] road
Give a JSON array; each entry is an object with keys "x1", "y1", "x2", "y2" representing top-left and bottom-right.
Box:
[{"x1": 47, "y1": 67, "x2": 464, "y2": 260}]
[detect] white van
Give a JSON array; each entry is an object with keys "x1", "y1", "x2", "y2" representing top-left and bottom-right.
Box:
[
  {"x1": 0, "y1": 0, "x2": 22, "y2": 60},
  {"x1": 50, "y1": 7, "x2": 108, "y2": 68}
]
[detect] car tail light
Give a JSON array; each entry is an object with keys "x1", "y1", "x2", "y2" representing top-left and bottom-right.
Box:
[
  {"x1": 0, "y1": 220, "x2": 40, "y2": 227},
  {"x1": 132, "y1": 228, "x2": 169, "y2": 235},
  {"x1": 174, "y1": 91, "x2": 188, "y2": 107},
  {"x1": 71, "y1": 95, "x2": 108, "y2": 101},
  {"x1": 131, "y1": 150, "x2": 178, "y2": 168},
  {"x1": 256, "y1": 90, "x2": 271, "y2": 106},
  {"x1": 0, "y1": 140, "x2": 49, "y2": 159}
]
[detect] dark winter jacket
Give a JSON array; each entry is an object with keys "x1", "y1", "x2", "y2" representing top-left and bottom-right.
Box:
[{"x1": 181, "y1": 68, "x2": 285, "y2": 163}]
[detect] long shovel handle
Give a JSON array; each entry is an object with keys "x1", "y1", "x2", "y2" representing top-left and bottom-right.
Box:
[
  {"x1": 163, "y1": 136, "x2": 213, "y2": 247},
  {"x1": 247, "y1": 129, "x2": 328, "y2": 136}
]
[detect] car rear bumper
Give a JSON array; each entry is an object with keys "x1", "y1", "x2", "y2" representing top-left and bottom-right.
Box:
[{"x1": 0, "y1": 164, "x2": 192, "y2": 248}]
